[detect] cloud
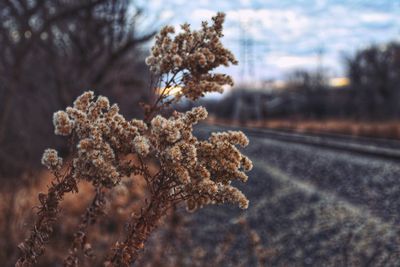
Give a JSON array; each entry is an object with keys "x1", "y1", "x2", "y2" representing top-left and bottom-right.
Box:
[
  {"x1": 191, "y1": 9, "x2": 217, "y2": 24},
  {"x1": 146, "y1": 0, "x2": 400, "y2": 80},
  {"x1": 225, "y1": 8, "x2": 310, "y2": 39},
  {"x1": 360, "y1": 12, "x2": 393, "y2": 23},
  {"x1": 270, "y1": 55, "x2": 318, "y2": 69}
]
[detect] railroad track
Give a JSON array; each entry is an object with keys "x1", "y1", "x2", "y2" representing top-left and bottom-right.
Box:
[{"x1": 200, "y1": 123, "x2": 400, "y2": 161}]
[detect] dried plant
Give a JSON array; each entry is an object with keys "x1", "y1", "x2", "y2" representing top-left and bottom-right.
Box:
[{"x1": 16, "y1": 12, "x2": 252, "y2": 267}]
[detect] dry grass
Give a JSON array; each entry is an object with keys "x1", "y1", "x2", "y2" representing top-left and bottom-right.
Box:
[
  {"x1": 0, "y1": 166, "x2": 148, "y2": 266},
  {"x1": 0, "y1": 169, "x2": 268, "y2": 266}
]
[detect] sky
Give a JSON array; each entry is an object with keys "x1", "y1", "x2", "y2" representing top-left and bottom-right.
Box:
[{"x1": 139, "y1": 0, "x2": 400, "y2": 83}]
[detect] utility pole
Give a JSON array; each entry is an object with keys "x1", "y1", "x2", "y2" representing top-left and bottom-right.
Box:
[
  {"x1": 316, "y1": 46, "x2": 326, "y2": 87},
  {"x1": 239, "y1": 20, "x2": 255, "y2": 85}
]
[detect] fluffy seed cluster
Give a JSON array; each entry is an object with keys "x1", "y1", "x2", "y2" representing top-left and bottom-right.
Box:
[
  {"x1": 24, "y1": 12, "x2": 251, "y2": 267},
  {"x1": 46, "y1": 92, "x2": 252, "y2": 209},
  {"x1": 49, "y1": 91, "x2": 149, "y2": 187},
  {"x1": 150, "y1": 107, "x2": 252, "y2": 211},
  {"x1": 41, "y1": 149, "x2": 63, "y2": 170},
  {"x1": 145, "y1": 12, "x2": 238, "y2": 100},
  {"x1": 53, "y1": 111, "x2": 74, "y2": 136}
]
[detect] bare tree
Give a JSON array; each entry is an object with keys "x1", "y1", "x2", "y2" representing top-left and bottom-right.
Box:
[
  {"x1": 345, "y1": 42, "x2": 400, "y2": 119},
  {"x1": 0, "y1": 0, "x2": 156, "y2": 178},
  {"x1": 285, "y1": 69, "x2": 329, "y2": 118}
]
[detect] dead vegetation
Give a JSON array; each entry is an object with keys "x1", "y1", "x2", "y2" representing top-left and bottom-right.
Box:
[{"x1": 9, "y1": 13, "x2": 256, "y2": 267}]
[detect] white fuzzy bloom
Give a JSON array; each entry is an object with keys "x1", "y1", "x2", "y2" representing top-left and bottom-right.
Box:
[
  {"x1": 53, "y1": 111, "x2": 74, "y2": 136},
  {"x1": 41, "y1": 149, "x2": 63, "y2": 170},
  {"x1": 133, "y1": 136, "x2": 150, "y2": 157}
]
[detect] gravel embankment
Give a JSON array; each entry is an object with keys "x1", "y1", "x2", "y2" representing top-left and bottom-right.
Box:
[{"x1": 185, "y1": 125, "x2": 400, "y2": 266}]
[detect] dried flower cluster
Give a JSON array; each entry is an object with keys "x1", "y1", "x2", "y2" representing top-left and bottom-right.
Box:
[
  {"x1": 145, "y1": 12, "x2": 238, "y2": 103},
  {"x1": 150, "y1": 107, "x2": 252, "y2": 211},
  {"x1": 17, "y1": 12, "x2": 252, "y2": 267},
  {"x1": 41, "y1": 149, "x2": 63, "y2": 170}
]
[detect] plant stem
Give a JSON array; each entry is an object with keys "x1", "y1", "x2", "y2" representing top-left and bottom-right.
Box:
[{"x1": 16, "y1": 170, "x2": 78, "y2": 267}]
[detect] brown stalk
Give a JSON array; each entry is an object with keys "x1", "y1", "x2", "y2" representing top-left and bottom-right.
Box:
[
  {"x1": 105, "y1": 185, "x2": 169, "y2": 266},
  {"x1": 16, "y1": 166, "x2": 78, "y2": 267},
  {"x1": 63, "y1": 186, "x2": 106, "y2": 267}
]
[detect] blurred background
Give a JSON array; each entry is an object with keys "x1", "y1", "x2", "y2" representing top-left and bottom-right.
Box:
[
  {"x1": 2, "y1": 0, "x2": 400, "y2": 266},
  {"x1": 3, "y1": 0, "x2": 400, "y2": 179}
]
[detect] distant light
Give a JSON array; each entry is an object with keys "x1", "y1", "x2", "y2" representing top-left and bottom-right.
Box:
[
  {"x1": 329, "y1": 77, "x2": 349, "y2": 88},
  {"x1": 272, "y1": 80, "x2": 286, "y2": 89},
  {"x1": 157, "y1": 86, "x2": 182, "y2": 96}
]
